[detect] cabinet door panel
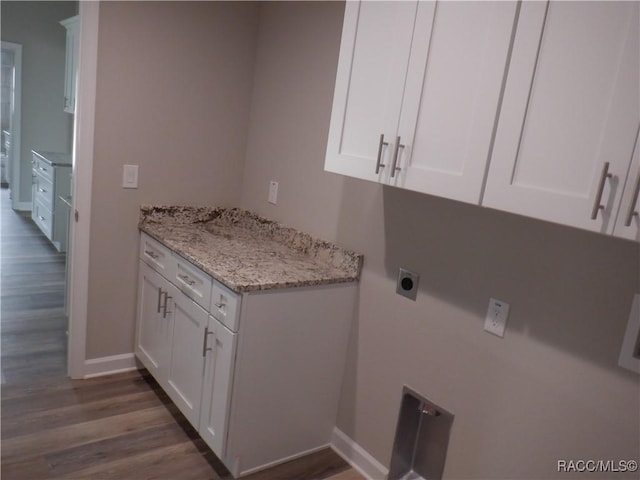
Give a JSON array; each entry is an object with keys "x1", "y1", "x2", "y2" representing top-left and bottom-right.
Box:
[
  {"x1": 165, "y1": 283, "x2": 208, "y2": 428},
  {"x1": 325, "y1": 1, "x2": 419, "y2": 182},
  {"x1": 135, "y1": 261, "x2": 171, "y2": 383},
  {"x1": 614, "y1": 130, "x2": 640, "y2": 241},
  {"x1": 484, "y1": 1, "x2": 639, "y2": 232},
  {"x1": 199, "y1": 316, "x2": 237, "y2": 458},
  {"x1": 393, "y1": 1, "x2": 517, "y2": 204}
]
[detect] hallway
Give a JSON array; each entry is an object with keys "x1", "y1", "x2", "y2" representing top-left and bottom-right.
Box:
[{"x1": 1, "y1": 187, "x2": 67, "y2": 384}]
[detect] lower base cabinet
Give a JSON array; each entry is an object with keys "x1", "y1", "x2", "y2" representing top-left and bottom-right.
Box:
[{"x1": 135, "y1": 235, "x2": 357, "y2": 477}]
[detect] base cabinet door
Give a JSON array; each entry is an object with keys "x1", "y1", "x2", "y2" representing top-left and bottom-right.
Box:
[
  {"x1": 483, "y1": 1, "x2": 639, "y2": 233},
  {"x1": 199, "y1": 315, "x2": 237, "y2": 458},
  {"x1": 135, "y1": 261, "x2": 172, "y2": 383},
  {"x1": 165, "y1": 283, "x2": 209, "y2": 429}
]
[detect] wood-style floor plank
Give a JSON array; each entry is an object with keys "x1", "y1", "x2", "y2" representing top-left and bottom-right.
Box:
[{"x1": 0, "y1": 188, "x2": 364, "y2": 479}]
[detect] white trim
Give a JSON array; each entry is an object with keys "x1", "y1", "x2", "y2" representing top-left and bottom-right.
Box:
[
  {"x1": 330, "y1": 427, "x2": 388, "y2": 480},
  {"x1": 68, "y1": 2, "x2": 99, "y2": 379},
  {"x1": 1, "y1": 41, "x2": 22, "y2": 210},
  {"x1": 83, "y1": 353, "x2": 138, "y2": 378},
  {"x1": 13, "y1": 200, "x2": 31, "y2": 212}
]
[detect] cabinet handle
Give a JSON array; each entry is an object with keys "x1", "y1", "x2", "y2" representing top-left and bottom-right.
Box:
[
  {"x1": 178, "y1": 273, "x2": 196, "y2": 286},
  {"x1": 38, "y1": 215, "x2": 45, "y2": 221},
  {"x1": 162, "y1": 292, "x2": 172, "y2": 318},
  {"x1": 624, "y1": 172, "x2": 640, "y2": 226},
  {"x1": 390, "y1": 136, "x2": 404, "y2": 178},
  {"x1": 590, "y1": 162, "x2": 612, "y2": 220},
  {"x1": 375, "y1": 134, "x2": 389, "y2": 174},
  {"x1": 157, "y1": 287, "x2": 164, "y2": 313},
  {"x1": 38, "y1": 187, "x2": 46, "y2": 193},
  {"x1": 202, "y1": 326, "x2": 215, "y2": 357},
  {"x1": 39, "y1": 166, "x2": 47, "y2": 172},
  {"x1": 144, "y1": 249, "x2": 159, "y2": 260}
]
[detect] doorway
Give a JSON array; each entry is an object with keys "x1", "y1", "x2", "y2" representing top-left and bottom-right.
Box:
[{"x1": 0, "y1": 41, "x2": 22, "y2": 210}]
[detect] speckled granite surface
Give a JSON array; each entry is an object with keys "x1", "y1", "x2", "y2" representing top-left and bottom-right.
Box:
[{"x1": 138, "y1": 205, "x2": 363, "y2": 293}]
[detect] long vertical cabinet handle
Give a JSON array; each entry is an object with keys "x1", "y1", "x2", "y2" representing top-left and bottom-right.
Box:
[
  {"x1": 157, "y1": 287, "x2": 164, "y2": 313},
  {"x1": 624, "y1": 173, "x2": 640, "y2": 226},
  {"x1": 202, "y1": 327, "x2": 215, "y2": 357},
  {"x1": 591, "y1": 162, "x2": 612, "y2": 220},
  {"x1": 375, "y1": 134, "x2": 389, "y2": 174},
  {"x1": 390, "y1": 136, "x2": 404, "y2": 178},
  {"x1": 162, "y1": 292, "x2": 172, "y2": 318}
]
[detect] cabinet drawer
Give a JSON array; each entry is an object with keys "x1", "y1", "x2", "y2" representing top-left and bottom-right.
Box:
[
  {"x1": 34, "y1": 157, "x2": 54, "y2": 183},
  {"x1": 210, "y1": 280, "x2": 240, "y2": 332},
  {"x1": 34, "y1": 175, "x2": 54, "y2": 211},
  {"x1": 139, "y1": 233, "x2": 176, "y2": 280},
  {"x1": 174, "y1": 255, "x2": 212, "y2": 311},
  {"x1": 33, "y1": 199, "x2": 53, "y2": 240}
]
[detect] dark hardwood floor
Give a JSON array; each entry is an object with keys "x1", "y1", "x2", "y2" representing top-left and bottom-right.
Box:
[{"x1": 0, "y1": 187, "x2": 362, "y2": 480}]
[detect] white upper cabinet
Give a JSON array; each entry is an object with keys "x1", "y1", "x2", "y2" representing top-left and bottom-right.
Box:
[
  {"x1": 325, "y1": 1, "x2": 518, "y2": 204},
  {"x1": 614, "y1": 129, "x2": 640, "y2": 241},
  {"x1": 483, "y1": 1, "x2": 640, "y2": 234},
  {"x1": 391, "y1": 1, "x2": 517, "y2": 203},
  {"x1": 325, "y1": 1, "x2": 419, "y2": 184}
]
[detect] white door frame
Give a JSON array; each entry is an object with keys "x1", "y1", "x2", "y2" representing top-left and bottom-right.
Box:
[
  {"x1": 67, "y1": 1, "x2": 99, "y2": 379},
  {"x1": 1, "y1": 41, "x2": 22, "y2": 210}
]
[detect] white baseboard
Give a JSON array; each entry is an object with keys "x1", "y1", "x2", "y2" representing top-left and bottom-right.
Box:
[
  {"x1": 83, "y1": 353, "x2": 138, "y2": 378},
  {"x1": 330, "y1": 427, "x2": 388, "y2": 480},
  {"x1": 14, "y1": 201, "x2": 31, "y2": 211}
]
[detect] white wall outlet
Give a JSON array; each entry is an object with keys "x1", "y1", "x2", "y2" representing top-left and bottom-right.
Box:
[
  {"x1": 122, "y1": 164, "x2": 139, "y2": 189},
  {"x1": 268, "y1": 180, "x2": 278, "y2": 204},
  {"x1": 484, "y1": 298, "x2": 510, "y2": 338}
]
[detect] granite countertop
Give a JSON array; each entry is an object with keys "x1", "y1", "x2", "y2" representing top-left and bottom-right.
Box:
[
  {"x1": 138, "y1": 206, "x2": 363, "y2": 293},
  {"x1": 32, "y1": 150, "x2": 72, "y2": 167}
]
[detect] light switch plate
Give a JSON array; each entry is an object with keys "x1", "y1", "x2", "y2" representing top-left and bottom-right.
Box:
[
  {"x1": 123, "y1": 164, "x2": 139, "y2": 189},
  {"x1": 484, "y1": 298, "x2": 509, "y2": 337}
]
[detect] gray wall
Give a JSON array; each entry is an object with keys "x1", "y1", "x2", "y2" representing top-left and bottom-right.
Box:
[
  {"x1": 239, "y1": 2, "x2": 640, "y2": 478},
  {"x1": 0, "y1": 1, "x2": 76, "y2": 204},
  {"x1": 87, "y1": 1, "x2": 258, "y2": 358}
]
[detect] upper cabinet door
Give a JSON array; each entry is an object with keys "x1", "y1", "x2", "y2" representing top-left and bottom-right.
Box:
[
  {"x1": 483, "y1": 1, "x2": 640, "y2": 234},
  {"x1": 325, "y1": 1, "x2": 420, "y2": 183},
  {"x1": 390, "y1": 1, "x2": 518, "y2": 204},
  {"x1": 614, "y1": 129, "x2": 640, "y2": 241}
]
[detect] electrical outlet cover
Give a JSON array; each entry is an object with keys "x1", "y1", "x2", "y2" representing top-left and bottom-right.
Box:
[{"x1": 484, "y1": 298, "x2": 510, "y2": 337}]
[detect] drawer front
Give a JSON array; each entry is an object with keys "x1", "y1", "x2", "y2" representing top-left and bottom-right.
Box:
[
  {"x1": 33, "y1": 199, "x2": 53, "y2": 240},
  {"x1": 210, "y1": 280, "x2": 240, "y2": 332},
  {"x1": 139, "y1": 233, "x2": 176, "y2": 280},
  {"x1": 174, "y1": 255, "x2": 212, "y2": 310},
  {"x1": 34, "y1": 157, "x2": 54, "y2": 183},
  {"x1": 34, "y1": 175, "x2": 54, "y2": 211}
]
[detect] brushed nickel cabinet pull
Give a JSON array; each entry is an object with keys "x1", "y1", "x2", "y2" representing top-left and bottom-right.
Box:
[
  {"x1": 202, "y1": 326, "x2": 214, "y2": 357},
  {"x1": 178, "y1": 273, "x2": 196, "y2": 286},
  {"x1": 375, "y1": 134, "x2": 389, "y2": 174},
  {"x1": 624, "y1": 172, "x2": 640, "y2": 226},
  {"x1": 591, "y1": 162, "x2": 612, "y2": 220},
  {"x1": 38, "y1": 187, "x2": 46, "y2": 193},
  {"x1": 390, "y1": 136, "x2": 404, "y2": 178},
  {"x1": 144, "y1": 249, "x2": 159, "y2": 260},
  {"x1": 162, "y1": 292, "x2": 172, "y2": 318},
  {"x1": 157, "y1": 287, "x2": 164, "y2": 313},
  {"x1": 38, "y1": 215, "x2": 45, "y2": 221}
]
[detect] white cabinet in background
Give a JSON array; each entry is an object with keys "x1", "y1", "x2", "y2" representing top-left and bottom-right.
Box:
[
  {"x1": 60, "y1": 15, "x2": 79, "y2": 114},
  {"x1": 613, "y1": 130, "x2": 640, "y2": 241},
  {"x1": 325, "y1": 1, "x2": 518, "y2": 204},
  {"x1": 483, "y1": 1, "x2": 640, "y2": 235}
]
